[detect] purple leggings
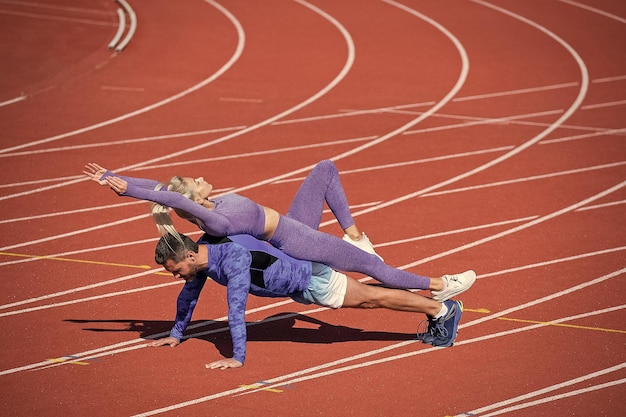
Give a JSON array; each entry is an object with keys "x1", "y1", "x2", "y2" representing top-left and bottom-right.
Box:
[{"x1": 269, "y1": 160, "x2": 430, "y2": 290}]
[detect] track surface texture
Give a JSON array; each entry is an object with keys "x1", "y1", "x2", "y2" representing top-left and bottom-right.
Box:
[{"x1": 1, "y1": 1, "x2": 625, "y2": 416}]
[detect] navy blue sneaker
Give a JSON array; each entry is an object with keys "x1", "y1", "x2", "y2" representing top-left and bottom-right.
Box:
[{"x1": 430, "y1": 300, "x2": 463, "y2": 347}]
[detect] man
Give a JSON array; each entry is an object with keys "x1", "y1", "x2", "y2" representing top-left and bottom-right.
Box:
[{"x1": 150, "y1": 232, "x2": 472, "y2": 370}]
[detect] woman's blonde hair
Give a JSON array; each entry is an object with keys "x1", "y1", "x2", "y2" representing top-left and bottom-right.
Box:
[{"x1": 151, "y1": 176, "x2": 199, "y2": 237}]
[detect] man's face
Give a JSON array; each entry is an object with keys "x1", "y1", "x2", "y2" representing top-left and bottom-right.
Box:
[{"x1": 163, "y1": 252, "x2": 198, "y2": 282}]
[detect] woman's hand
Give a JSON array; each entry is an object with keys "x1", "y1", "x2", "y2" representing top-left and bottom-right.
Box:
[
  {"x1": 105, "y1": 176, "x2": 128, "y2": 195},
  {"x1": 83, "y1": 163, "x2": 108, "y2": 185}
]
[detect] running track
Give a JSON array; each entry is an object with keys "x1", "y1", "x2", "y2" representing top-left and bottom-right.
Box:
[{"x1": 0, "y1": 1, "x2": 624, "y2": 416}]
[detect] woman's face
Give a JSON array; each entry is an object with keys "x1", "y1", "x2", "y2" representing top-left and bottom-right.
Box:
[{"x1": 183, "y1": 177, "x2": 213, "y2": 201}]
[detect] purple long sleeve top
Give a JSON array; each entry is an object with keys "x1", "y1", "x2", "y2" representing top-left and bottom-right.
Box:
[{"x1": 170, "y1": 234, "x2": 312, "y2": 364}]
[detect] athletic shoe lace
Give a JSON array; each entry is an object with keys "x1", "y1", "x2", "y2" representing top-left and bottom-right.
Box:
[
  {"x1": 447, "y1": 274, "x2": 460, "y2": 287},
  {"x1": 432, "y1": 320, "x2": 449, "y2": 340},
  {"x1": 416, "y1": 319, "x2": 430, "y2": 340}
]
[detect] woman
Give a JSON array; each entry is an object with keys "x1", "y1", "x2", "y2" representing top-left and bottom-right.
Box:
[{"x1": 84, "y1": 160, "x2": 475, "y2": 299}]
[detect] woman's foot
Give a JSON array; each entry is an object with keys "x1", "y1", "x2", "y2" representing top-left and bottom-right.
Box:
[{"x1": 342, "y1": 232, "x2": 384, "y2": 261}]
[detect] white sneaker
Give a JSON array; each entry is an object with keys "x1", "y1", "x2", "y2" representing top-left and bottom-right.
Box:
[
  {"x1": 342, "y1": 232, "x2": 384, "y2": 261},
  {"x1": 431, "y1": 270, "x2": 476, "y2": 302}
]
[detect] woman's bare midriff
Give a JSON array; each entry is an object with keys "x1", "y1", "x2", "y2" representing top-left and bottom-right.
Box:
[{"x1": 262, "y1": 206, "x2": 280, "y2": 239}]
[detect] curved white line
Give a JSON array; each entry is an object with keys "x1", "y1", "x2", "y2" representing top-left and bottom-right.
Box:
[
  {"x1": 114, "y1": 0, "x2": 136, "y2": 52},
  {"x1": 559, "y1": 0, "x2": 626, "y2": 24},
  {"x1": 0, "y1": 0, "x2": 354, "y2": 203},
  {"x1": 0, "y1": 2, "x2": 616, "y2": 404},
  {"x1": 0, "y1": 0, "x2": 245, "y2": 155},
  {"x1": 107, "y1": 8, "x2": 126, "y2": 49},
  {"x1": 342, "y1": 0, "x2": 590, "y2": 222},
  {"x1": 208, "y1": 0, "x2": 471, "y2": 197}
]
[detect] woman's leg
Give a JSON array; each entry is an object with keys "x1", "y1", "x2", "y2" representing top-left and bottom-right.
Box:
[
  {"x1": 286, "y1": 160, "x2": 354, "y2": 230},
  {"x1": 286, "y1": 160, "x2": 381, "y2": 258},
  {"x1": 271, "y1": 215, "x2": 431, "y2": 289}
]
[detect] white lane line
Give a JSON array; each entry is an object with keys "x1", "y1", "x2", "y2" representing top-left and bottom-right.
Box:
[
  {"x1": 2, "y1": 245, "x2": 622, "y2": 376},
  {"x1": 400, "y1": 107, "x2": 621, "y2": 135},
  {"x1": 0, "y1": 280, "x2": 177, "y2": 318},
  {"x1": 0, "y1": 213, "x2": 149, "y2": 252},
  {"x1": 113, "y1": 0, "x2": 136, "y2": 53},
  {"x1": 582, "y1": 99, "x2": 626, "y2": 110},
  {"x1": 594, "y1": 75, "x2": 626, "y2": 83},
  {"x1": 2, "y1": 224, "x2": 623, "y2": 317},
  {"x1": 452, "y1": 82, "x2": 579, "y2": 102},
  {"x1": 558, "y1": 0, "x2": 626, "y2": 25},
  {"x1": 1, "y1": 86, "x2": 619, "y2": 161},
  {"x1": 2, "y1": 170, "x2": 623, "y2": 314},
  {"x1": 332, "y1": 0, "x2": 590, "y2": 229},
  {"x1": 1, "y1": 0, "x2": 620, "y2": 396},
  {"x1": 0, "y1": 215, "x2": 524, "y2": 311},
  {"x1": 0, "y1": 230, "x2": 204, "y2": 268},
  {"x1": 540, "y1": 127, "x2": 626, "y2": 144},
  {"x1": 198, "y1": 0, "x2": 470, "y2": 200},
  {"x1": 398, "y1": 179, "x2": 626, "y2": 270},
  {"x1": 0, "y1": 109, "x2": 620, "y2": 193},
  {"x1": 3, "y1": 186, "x2": 623, "y2": 372},
  {"x1": 130, "y1": 136, "x2": 377, "y2": 172},
  {"x1": 275, "y1": 145, "x2": 517, "y2": 184},
  {"x1": 478, "y1": 246, "x2": 626, "y2": 279},
  {"x1": 0, "y1": 0, "x2": 114, "y2": 15},
  {"x1": 107, "y1": 8, "x2": 125, "y2": 50},
  {"x1": 0, "y1": 200, "x2": 146, "y2": 225},
  {"x1": 0, "y1": 0, "x2": 354, "y2": 204},
  {"x1": 0, "y1": 0, "x2": 246, "y2": 155},
  {"x1": 241, "y1": 300, "x2": 626, "y2": 397},
  {"x1": 0, "y1": 9, "x2": 116, "y2": 26},
  {"x1": 475, "y1": 378, "x2": 626, "y2": 417},
  {"x1": 0, "y1": 95, "x2": 26, "y2": 107},
  {"x1": 577, "y1": 199, "x2": 626, "y2": 211},
  {"x1": 401, "y1": 109, "x2": 564, "y2": 135},
  {"x1": 456, "y1": 362, "x2": 626, "y2": 416},
  {"x1": 421, "y1": 161, "x2": 626, "y2": 198},
  {"x1": 0, "y1": 126, "x2": 246, "y2": 158},
  {"x1": 0, "y1": 267, "x2": 163, "y2": 311},
  {"x1": 129, "y1": 297, "x2": 626, "y2": 415},
  {"x1": 375, "y1": 216, "x2": 539, "y2": 247}
]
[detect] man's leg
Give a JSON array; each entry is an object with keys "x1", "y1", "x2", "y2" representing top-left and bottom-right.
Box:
[
  {"x1": 341, "y1": 275, "x2": 442, "y2": 316},
  {"x1": 341, "y1": 275, "x2": 463, "y2": 347}
]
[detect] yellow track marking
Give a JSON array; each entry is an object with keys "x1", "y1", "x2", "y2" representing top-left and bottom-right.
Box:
[
  {"x1": 498, "y1": 316, "x2": 626, "y2": 334},
  {"x1": 239, "y1": 384, "x2": 283, "y2": 393},
  {"x1": 467, "y1": 306, "x2": 625, "y2": 334},
  {"x1": 0, "y1": 251, "x2": 170, "y2": 275}
]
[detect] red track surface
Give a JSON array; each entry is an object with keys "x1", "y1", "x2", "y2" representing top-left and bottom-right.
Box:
[{"x1": 1, "y1": 1, "x2": 625, "y2": 416}]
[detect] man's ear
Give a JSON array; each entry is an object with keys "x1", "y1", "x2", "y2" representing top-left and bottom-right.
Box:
[{"x1": 186, "y1": 251, "x2": 196, "y2": 263}]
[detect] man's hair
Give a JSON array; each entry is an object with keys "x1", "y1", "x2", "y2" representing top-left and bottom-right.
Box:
[{"x1": 154, "y1": 232, "x2": 198, "y2": 265}]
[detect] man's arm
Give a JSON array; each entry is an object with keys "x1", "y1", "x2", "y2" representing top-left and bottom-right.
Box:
[
  {"x1": 206, "y1": 244, "x2": 253, "y2": 369},
  {"x1": 149, "y1": 275, "x2": 207, "y2": 347}
]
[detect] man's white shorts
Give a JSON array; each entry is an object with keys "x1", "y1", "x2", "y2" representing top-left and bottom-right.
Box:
[{"x1": 291, "y1": 262, "x2": 347, "y2": 309}]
